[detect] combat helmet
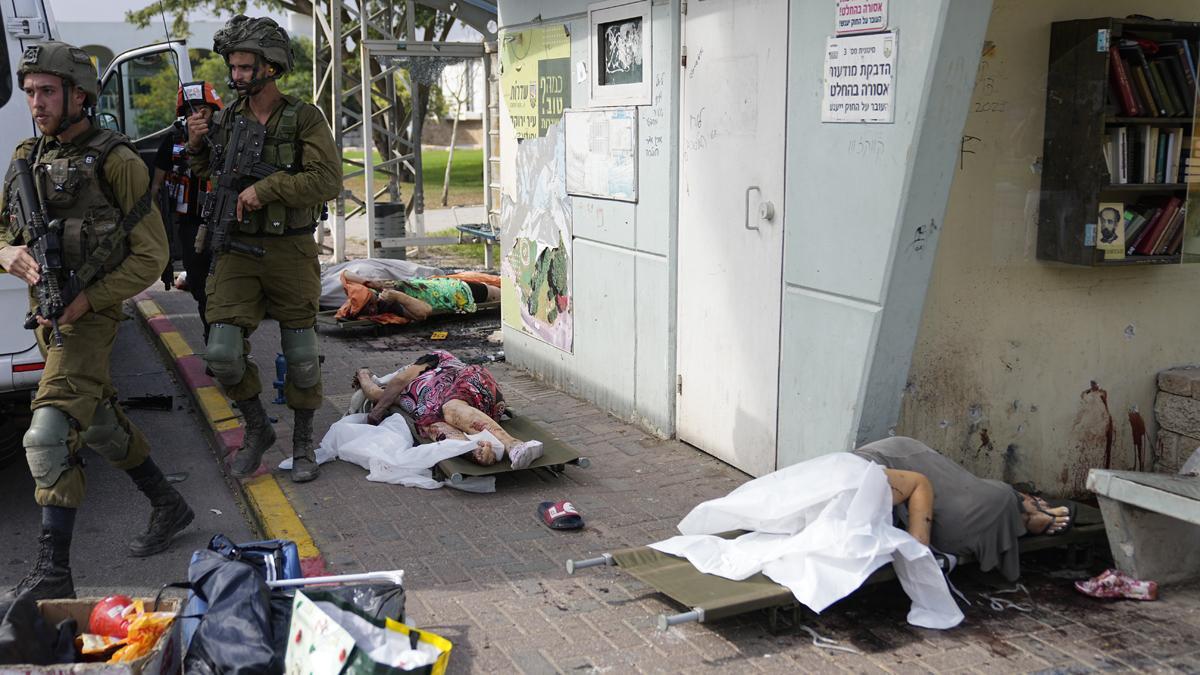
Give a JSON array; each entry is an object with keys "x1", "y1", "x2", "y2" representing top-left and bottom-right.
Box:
[
  {"x1": 213, "y1": 15, "x2": 293, "y2": 74},
  {"x1": 17, "y1": 41, "x2": 99, "y2": 105}
]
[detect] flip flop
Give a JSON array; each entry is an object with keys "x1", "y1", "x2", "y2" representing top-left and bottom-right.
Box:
[
  {"x1": 538, "y1": 500, "x2": 584, "y2": 530},
  {"x1": 1032, "y1": 500, "x2": 1076, "y2": 536}
]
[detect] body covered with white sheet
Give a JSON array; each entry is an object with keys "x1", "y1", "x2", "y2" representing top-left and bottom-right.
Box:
[{"x1": 650, "y1": 452, "x2": 963, "y2": 629}]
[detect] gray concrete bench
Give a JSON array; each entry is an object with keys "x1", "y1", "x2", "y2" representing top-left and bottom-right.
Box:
[{"x1": 1087, "y1": 469, "x2": 1200, "y2": 584}]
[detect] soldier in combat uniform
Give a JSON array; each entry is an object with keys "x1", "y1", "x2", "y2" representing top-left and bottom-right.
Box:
[
  {"x1": 0, "y1": 42, "x2": 194, "y2": 599},
  {"x1": 187, "y1": 16, "x2": 339, "y2": 482}
]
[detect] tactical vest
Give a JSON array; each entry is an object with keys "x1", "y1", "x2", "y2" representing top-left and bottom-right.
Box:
[
  {"x1": 212, "y1": 96, "x2": 320, "y2": 236},
  {"x1": 2, "y1": 127, "x2": 139, "y2": 284}
]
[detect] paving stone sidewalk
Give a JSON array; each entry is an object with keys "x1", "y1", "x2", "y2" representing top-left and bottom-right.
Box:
[{"x1": 147, "y1": 288, "x2": 1200, "y2": 674}]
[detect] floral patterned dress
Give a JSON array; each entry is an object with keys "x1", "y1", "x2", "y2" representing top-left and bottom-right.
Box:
[{"x1": 398, "y1": 350, "x2": 506, "y2": 433}]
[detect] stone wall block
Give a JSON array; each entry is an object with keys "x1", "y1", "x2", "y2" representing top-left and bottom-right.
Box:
[
  {"x1": 1154, "y1": 391, "x2": 1200, "y2": 438},
  {"x1": 1157, "y1": 367, "x2": 1200, "y2": 397}
]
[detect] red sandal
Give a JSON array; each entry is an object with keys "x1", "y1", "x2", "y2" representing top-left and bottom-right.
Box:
[{"x1": 538, "y1": 500, "x2": 584, "y2": 530}]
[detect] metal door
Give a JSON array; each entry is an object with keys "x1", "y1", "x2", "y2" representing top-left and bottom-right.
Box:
[{"x1": 676, "y1": 0, "x2": 788, "y2": 477}]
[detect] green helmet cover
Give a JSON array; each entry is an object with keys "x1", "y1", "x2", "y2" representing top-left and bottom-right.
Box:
[
  {"x1": 214, "y1": 15, "x2": 293, "y2": 75},
  {"x1": 18, "y1": 41, "x2": 99, "y2": 105}
]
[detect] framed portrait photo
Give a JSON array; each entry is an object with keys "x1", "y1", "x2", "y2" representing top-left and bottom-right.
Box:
[{"x1": 588, "y1": 0, "x2": 652, "y2": 106}]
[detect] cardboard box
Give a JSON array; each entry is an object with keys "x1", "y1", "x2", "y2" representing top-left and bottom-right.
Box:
[{"x1": 0, "y1": 597, "x2": 182, "y2": 675}]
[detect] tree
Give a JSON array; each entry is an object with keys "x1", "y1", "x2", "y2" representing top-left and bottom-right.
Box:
[{"x1": 128, "y1": 0, "x2": 464, "y2": 196}]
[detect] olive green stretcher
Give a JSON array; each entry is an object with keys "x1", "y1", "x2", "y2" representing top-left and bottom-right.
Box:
[
  {"x1": 434, "y1": 414, "x2": 590, "y2": 484},
  {"x1": 315, "y1": 300, "x2": 501, "y2": 330},
  {"x1": 567, "y1": 501, "x2": 1106, "y2": 630}
]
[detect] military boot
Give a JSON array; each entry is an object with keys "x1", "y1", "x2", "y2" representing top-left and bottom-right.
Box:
[
  {"x1": 231, "y1": 396, "x2": 276, "y2": 477},
  {"x1": 128, "y1": 458, "x2": 195, "y2": 558},
  {"x1": 290, "y1": 408, "x2": 319, "y2": 483},
  {"x1": 11, "y1": 529, "x2": 75, "y2": 600}
]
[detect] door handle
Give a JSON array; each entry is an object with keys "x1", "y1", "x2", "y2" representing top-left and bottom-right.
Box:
[
  {"x1": 745, "y1": 186, "x2": 776, "y2": 230},
  {"x1": 745, "y1": 186, "x2": 761, "y2": 231}
]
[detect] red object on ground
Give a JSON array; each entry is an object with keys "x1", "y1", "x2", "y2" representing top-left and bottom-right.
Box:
[
  {"x1": 88, "y1": 595, "x2": 135, "y2": 638},
  {"x1": 539, "y1": 500, "x2": 584, "y2": 530},
  {"x1": 1075, "y1": 569, "x2": 1158, "y2": 601}
]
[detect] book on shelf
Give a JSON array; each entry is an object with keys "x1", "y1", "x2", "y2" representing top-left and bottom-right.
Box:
[
  {"x1": 1126, "y1": 205, "x2": 1163, "y2": 255},
  {"x1": 1105, "y1": 124, "x2": 1190, "y2": 185},
  {"x1": 1134, "y1": 196, "x2": 1182, "y2": 255},
  {"x1": 1128, "y1": 63, "x2": 1159, "y2": 117},
  {"x1": 1150, "y1": 60, "x2": 1183, "y2": 116},
  {"x1": 1158, "y1": 49, "x2": 1194, "y2": 117},
  {"x1": 1109, "y1": 45, "x2": 1141, "y2": 116},
  {"x1": 1121, "y1": 42, "x2": 1170, "y2": 116}
]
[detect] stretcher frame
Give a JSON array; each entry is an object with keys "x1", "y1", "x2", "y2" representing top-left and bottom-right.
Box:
[
  {"x1": 315, "y1": 300, "x2": 501, "y2": 330},
  {"x1": 432, "y1": 413, "x2": 591, "y2": 484},
  {"x1": 566, "y1": 501, "x2": 1106, "y2": 630}
]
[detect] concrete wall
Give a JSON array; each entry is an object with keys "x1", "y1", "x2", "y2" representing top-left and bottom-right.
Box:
[
  {"x1": 897, "y1": 0, "x2": 1200, "y2": 497},
  {"x1": 498, "y1": 0, "x2": 679, "y2": 435},
  {"x1": 777, "y1": 1, "x2": 994, "y2": 466}
]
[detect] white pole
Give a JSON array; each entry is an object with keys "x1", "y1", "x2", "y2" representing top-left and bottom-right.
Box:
[{"x1": 360, "y1": 0, "x2": 375, "y2": 259}]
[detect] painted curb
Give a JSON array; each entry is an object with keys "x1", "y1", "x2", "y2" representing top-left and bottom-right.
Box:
[{"x1": 133, "y1": 292, "x2": 328, "y2": 576}]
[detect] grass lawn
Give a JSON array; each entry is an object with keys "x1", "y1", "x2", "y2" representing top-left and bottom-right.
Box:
[{"x1": 342, "y1": 148, "x2": 484, "y2": 208}]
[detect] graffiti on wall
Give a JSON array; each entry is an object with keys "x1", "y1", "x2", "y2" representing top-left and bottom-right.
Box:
[
  {"x1": 499, "y1": 122, "x2": 573, "y2": 352},
  {"x1": 498, "y1": 23, "x2": 574, "y2": 352}
]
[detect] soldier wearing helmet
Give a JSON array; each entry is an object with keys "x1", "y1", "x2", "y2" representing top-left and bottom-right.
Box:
[
  {"x1": 186, "y1": 16, "x2": 340, "y2": 483},
  {"x1": 152, "y1": 81, "x2": 223, "y2": 341},
  {"x1": 0, "y1": 41, "x2": 194, "y2": 600}
]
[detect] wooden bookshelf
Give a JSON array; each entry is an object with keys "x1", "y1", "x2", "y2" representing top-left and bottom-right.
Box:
[{"x1": 1038, "y1": 17, "x2": 1199, "y2": 266}]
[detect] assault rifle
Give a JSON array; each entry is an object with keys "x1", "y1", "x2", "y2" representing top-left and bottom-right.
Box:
[
  {"x1": 10, "y1": 158, "x2": 79, "y2": 348},
  {"x1": 196, "y1": 115, "x2": 276, "y2": 270}
]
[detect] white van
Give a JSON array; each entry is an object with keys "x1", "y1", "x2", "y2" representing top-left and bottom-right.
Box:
[{"x1": 0, "y1": 0, "x2": 192, "y2": 464}]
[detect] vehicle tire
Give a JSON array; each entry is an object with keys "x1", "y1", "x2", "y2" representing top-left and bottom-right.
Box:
[{"x1": 0, "y1": 412, "x2": 30, "y2": 469}]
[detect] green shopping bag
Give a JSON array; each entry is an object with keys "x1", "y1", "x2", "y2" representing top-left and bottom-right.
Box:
[{"x1": 285, "y1": 590, "x2": 452, "y2": 674}]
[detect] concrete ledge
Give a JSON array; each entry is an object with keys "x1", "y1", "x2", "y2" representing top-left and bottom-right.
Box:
[
  {"x1": 131, "y1": 292, "x2": 328, "y2": 577},
  {"x1": 1089, "y1": 468, "x2": 1200, "y2": 584}
]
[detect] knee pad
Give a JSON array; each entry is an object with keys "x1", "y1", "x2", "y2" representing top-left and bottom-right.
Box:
[
  {"x1": 81, "y1": 399, "x2": 131, "y2": 463},
  {"x1": 281, "y1": 327, "x2": 321, "y2": 389},
  {"x1": 204, "y1": 323, "x2": 245, "y2": 386},
  {"x1": 23, "y1": 407, "x2": 75, "y2": 490}
]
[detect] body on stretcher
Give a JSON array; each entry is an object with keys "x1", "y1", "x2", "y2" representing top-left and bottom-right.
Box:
[{"x1": 566, "y1": 501, "x2": 1106, "y2": 631}]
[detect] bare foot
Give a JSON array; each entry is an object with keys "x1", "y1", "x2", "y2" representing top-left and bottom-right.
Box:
[
  {"x1": 1019, "y1": 493, "x2": 1070, "y2": 535},
  {"x1": 351, "y1": 367, "x2": 372, "y2": 390},
  {"x1": 472, "y1": 440, "x2": 497, "y2": 465}
]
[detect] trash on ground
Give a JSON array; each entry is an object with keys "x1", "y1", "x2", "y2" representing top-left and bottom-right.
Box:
[
  {"x1": 119, "y1": 395, "x2": 173, "y2": 411},
  {"x1": 1075, "y1": 568, "x2": 1159, "y2": 600},
  {"x1": 210, "y1": 509, "x2": 222, "y2": 516}
]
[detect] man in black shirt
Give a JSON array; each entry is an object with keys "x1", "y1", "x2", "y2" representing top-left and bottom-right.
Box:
[{"x1": 152, "y1": 81, "x2": 223, "y2": 340}]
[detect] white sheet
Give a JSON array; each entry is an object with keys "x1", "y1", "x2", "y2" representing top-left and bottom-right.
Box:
[
  {"x1": 278, "y1": 413, "x2": 497, "y2": 492},
  {"x1": 649, "y1": 452, "x2": 963, "y2": 629}
]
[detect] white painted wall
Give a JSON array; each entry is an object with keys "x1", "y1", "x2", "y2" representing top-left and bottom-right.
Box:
[
  {"x1": 498, "y1": 0, "x2": 678, "y2": 435},
  {"x1": 899, "y1": 0, "x2": 1200, "y2": 497},
  {"x1": 777, "y1": 1, "x2": 993, "y2": 466}
]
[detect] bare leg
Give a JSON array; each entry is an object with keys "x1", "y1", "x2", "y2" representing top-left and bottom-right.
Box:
[
  {"x1": 442, "y1": 399, "x2": 519, "y2": 446},
  {"x1": 441, "y1": 399, "x2": 544, "y2": 469},
  {"x1": 379, "y1": 289, "x2": 432, "y2": 321},
  {"x1": 425, "y1": 420, "x2": 497, "y2": 465}
]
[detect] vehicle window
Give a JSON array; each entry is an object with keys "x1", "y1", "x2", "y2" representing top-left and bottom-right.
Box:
[
  {"x1": 98, "y1": 50, "x2": 179, "y2": 140},
  {"x1": 96, "y1": 63, "x2": 123, "y2": 132}
]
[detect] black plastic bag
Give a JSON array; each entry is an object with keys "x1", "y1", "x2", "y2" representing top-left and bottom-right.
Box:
[
  {"x1": 0, "y1": 592, "x2": 76, "y2": 665},
  {"x1": 183, "y1": 549, "x2": 280, "y2": 675}
]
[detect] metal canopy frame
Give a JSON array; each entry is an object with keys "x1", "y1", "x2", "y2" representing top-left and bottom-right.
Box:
[{"x1": 312, "y1": 0, "x2": 497, "y2": 262}]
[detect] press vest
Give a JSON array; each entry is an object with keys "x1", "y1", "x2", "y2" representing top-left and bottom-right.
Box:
[
  {"x1": 211, "y1": 96, "x2": 320, "y2": 235},
  {"x1": 2, "y1": 127, "x2": 139, "y2": 284}
]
